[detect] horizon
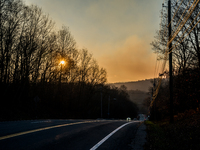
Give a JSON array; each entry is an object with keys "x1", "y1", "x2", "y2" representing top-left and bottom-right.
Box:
[{"x1": 107, "y1": 78, "x2": 154, "y2": 84}]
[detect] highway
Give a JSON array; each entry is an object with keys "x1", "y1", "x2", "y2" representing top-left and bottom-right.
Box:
[{"x1": 0, "y1": 119, "x2": 141, "y2": 150}]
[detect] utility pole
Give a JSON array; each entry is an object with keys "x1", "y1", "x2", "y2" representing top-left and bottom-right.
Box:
[
  {"x1": 101, "y1": 89, "x2": 103, "y2": 118},
  {"x1": 153, "y1": 80, "x2": 156, "y2": 121},
  {"x1": 108, "y1": 95, "x2": 110, "y2": 118},
  {"x1": 168, "y1": 0, "x2": 174, "y2": 123}
]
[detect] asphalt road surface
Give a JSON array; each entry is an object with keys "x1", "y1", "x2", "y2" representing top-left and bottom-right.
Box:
[{"x1": 0, "y1": 119, "x2": 141, "y2": 150}]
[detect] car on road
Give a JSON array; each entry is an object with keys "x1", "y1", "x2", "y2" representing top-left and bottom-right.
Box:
[{"x1": 126, "y1": 117, "x2": 131, "y2": 121}]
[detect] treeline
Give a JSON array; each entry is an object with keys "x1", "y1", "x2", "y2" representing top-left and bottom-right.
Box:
[
  {"x1": 149, "y1": 0, "x2": 200, "y2": 121},
  {"x1": 0, "y1": 0, "x2": 138, "y2": 120}
]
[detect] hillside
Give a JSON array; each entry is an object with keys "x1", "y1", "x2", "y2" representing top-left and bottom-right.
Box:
[
  {"x1": 111, "y1": 79, "x2": 154, "y2": 92},
  {"x1": 110, "y1": 79, "x2": 154, "y2": 114},
  {"x1": 128, "y1": 90, "x2": 149, "y2": 114}
]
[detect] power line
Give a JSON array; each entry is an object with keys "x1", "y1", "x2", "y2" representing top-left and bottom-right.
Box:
[
  {"x1": 150, "y1": 0, "x2": 200, "y2": 109},
  {"x1": 151, "y1": 1, "x2": 169, "y2": 107},
  {"x1": 150, "y1": 44, "x2": 169, "y2": 107},
  {"x1": 168, "y1": 0, "x2": 199, "y2": 45},
  {"x1": 169, "y1": 0, "x2": 198, "y2": 43},
  {"x1": 169, "y1": 15, "x2": 200, "y2": 54},
  {"x1": 168, "y1": 1, "x2": 200, "y2": 54},
  {"x1": 162, "y1": 0, "x2": 193, "y2": 41},
  {"x1": 167, "y1": 0, "x2": 183, "y2": 28},
  {"x1": 170, "y1": 0, "x2": 192, "y2": 37},
  {"x1": 154, "y1": 1, "x2": 166, "y2": 79}
]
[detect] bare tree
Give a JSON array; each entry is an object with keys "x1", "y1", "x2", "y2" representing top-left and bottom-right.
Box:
[
  {"x1": 89, "y1": 59, "x2": 107, "y2": 85},
  {"x1": 151, "y1": 0, "x2": 200, "y2": 74},
  {"x1": 0, "y1": 0, "x2": 24, "y2": 83}
]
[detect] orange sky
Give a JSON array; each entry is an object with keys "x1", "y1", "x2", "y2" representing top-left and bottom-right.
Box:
[
  {"x1": 99, "y1": 35, "x2": 157, "y2": 83},
  {"x1": 25, "y1": 0, "x2": 163, "y2": 83}
]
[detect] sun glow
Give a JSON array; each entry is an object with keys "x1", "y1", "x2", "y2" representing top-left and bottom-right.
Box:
[{"x1": 60, "y1": 60, "x2": 65, "y2": 65}]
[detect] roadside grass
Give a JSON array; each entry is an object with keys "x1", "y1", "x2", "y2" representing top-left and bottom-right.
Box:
[
  {"x1": 144, "y1": 120, "x2": 177, "y2": 150},
  {"x1": 144, "y1": 110, "x2": 200, "y2": 150}
]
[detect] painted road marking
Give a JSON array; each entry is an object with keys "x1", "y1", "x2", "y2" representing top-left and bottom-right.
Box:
[
  {"x1": 90, "y1": 122, "x2": 133, "y2": 150},
  {"x1": 0, "y1": 120, "x2": 98, "y2": 141}
]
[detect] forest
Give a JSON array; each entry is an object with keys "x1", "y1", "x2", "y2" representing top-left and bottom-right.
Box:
[
  {"x1": 147, "y1": 0, "x2": 200, "y2": 121},
  {"x1": 0, "y1": 0, "x2": 138, "y2": 121}
]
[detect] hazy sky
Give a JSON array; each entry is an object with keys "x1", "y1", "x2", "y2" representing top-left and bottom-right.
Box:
[{"x1": 25, "y1": 0, "x2": 163, "y2": 83}]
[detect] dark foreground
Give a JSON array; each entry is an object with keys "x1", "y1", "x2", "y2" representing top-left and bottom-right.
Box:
[
  {"x1": 144, "y1": 110, "x2": 200, "y2": 150},
  {"x1": 0, "y1": 119, "x2": 140, "y2": 150}
]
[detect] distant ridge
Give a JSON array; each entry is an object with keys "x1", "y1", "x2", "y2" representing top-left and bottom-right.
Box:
[
  {"x1": 109, "y1": 78, "x2": 155, "y2": 113},
  {"x1": 110, "y1": 78, "x2": 154, "y2": 92}
]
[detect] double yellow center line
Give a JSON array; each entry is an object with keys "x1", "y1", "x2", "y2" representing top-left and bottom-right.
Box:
[{"x1": 0, "y1": 120, "x2": 98, "y2": 140}]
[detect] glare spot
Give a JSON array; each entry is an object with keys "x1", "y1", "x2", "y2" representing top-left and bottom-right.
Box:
[{"x1": 60, "y1": 60, "x2": 65, "y2": 65}]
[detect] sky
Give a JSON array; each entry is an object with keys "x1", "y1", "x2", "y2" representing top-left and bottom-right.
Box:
[{"x1": 25, "y1": 0, "x2": 163, "y2": 83}]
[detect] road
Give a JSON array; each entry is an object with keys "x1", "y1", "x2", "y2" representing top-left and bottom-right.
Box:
[{"x1": 0, "y1": 119, "x2": 141, "y2": 150}]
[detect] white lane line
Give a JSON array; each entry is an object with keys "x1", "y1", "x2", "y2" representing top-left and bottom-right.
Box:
[
  {"x1": 0, "y1": 120, "x2": 98, "y2": 141},
  {"x1": 90, "y1": 122, "x2": 133, "y2": 150}
]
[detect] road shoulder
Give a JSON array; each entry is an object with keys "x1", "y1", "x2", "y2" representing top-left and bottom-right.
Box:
[{"x1": 130, "y1": 122, "x2": 146, "y2": 150}]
